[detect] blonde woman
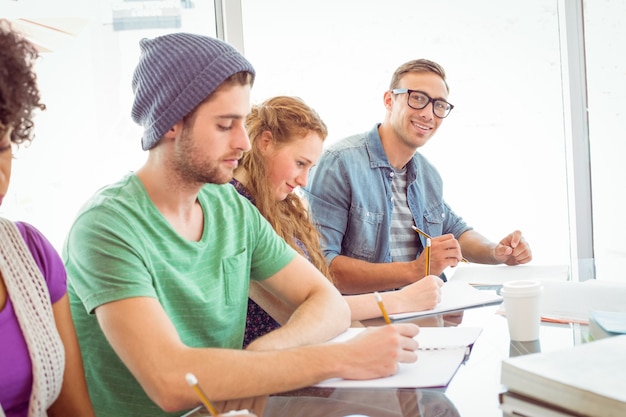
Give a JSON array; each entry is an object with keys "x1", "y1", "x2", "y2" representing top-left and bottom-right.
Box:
[{"x1": 232, "y1": 96, "x2": 443, "y2": 346}]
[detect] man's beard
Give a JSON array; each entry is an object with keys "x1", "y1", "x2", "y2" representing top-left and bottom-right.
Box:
[{"x1": 172, "y1": 128, "x2": 237, "y2": 185}]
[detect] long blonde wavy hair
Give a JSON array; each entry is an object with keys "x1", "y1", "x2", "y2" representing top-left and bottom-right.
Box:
[{"x1": 238, "y1": 96, "x2": 332, "y2": 281}]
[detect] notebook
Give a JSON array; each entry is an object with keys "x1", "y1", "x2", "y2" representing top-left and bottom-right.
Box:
[
  {"x1": 181, "y1": 407, "x2": 251, "y2": 417},
  {"x1": 314, "y1": 326, "x2": 482, "y2": 388},
  {"x1": 448, "y1": 264, "x2": 570, "y2": 286},
  {"x1": 388, "y1": 281, "x2": 502, "y2": 321}
]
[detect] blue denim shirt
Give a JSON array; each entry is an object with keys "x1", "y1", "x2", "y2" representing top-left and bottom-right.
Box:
[{"x1": 306, "y1": 123, "x2": 472, "y2": 265}]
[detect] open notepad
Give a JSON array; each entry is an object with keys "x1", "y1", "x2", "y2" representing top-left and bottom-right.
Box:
[
  {"x1": 315, "y1": 326, "x2": 482, "y2": 389},
  {"x1": 388, "y1": 281, "x2": 503, "y2": 322},
  {"x1": 181, "y1": 407, "x2": 251, "y2": 417}
]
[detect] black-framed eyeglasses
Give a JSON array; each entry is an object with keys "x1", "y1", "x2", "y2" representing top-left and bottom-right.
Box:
[{"x1": 391, "y1": 88, "x2": 454, "y2": 119}]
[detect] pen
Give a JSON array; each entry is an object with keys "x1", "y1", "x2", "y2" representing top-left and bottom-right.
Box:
[
  {"x1": 411, "y1": 225, "x2": 469, "y2": 263},
  {"x1": 374, "y1": 291, "x2": 391, "y2": 324},
  {"x1": 425, "y1": 237, "x2": 431, "y2": 276},
  {"x1": 185, "y1": 372, "x2": 219, "y2": 416}
]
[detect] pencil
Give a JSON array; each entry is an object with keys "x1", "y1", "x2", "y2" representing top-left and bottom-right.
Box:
[
  {"x1": 374, "y1": 291, "x2": 391, "y2": 324},
  {"x1": 425, "y1": 237, "x2": 431, "y2": 276},
  {"x1": 185, "y1": 373, "x2": 219, "y2": 416},
  {"x1": 411, "y1": 224, "x2": 431, "y2": 240},
  {"x1": 411, "y1": 225, "x2": 469, "y2": 263}
]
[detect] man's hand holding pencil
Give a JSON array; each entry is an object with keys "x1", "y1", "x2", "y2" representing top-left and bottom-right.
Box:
[
  {"x1": 334, "y1": 323, "x2": 420, "y2": 380},
  {"x1": 410, "y1": 226, "x2": 466, "y2": 276}
]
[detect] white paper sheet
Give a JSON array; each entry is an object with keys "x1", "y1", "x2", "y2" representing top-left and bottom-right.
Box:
[{"x1": 316, "y1": 327, "x2": 482, "y2": 388}]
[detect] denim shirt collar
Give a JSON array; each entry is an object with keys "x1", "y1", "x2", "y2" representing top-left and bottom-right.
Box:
[{"x1": 364, "y1": 123, "x2": 418, "y2": 183}]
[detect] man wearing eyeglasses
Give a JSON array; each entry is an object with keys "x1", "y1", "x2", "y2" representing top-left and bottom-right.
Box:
[{"x1": 306, "y1": 59, "x2": 532, "y2": 295}]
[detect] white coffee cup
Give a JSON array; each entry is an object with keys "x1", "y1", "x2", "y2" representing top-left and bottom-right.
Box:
[{"x1": 500, "y1": 280, "x2": 543, "y2": 341}]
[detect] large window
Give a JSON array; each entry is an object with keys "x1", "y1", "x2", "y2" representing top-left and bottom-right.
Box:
[
  {"x1": 583, "y1": 0, "x2": 626, "y2": 282},
  {"x1": 2, "y1": 0, "x2": 216, "y2": 250},
  {"x1": 241, "y1": 0, "x2": 571, "y2": 269}
]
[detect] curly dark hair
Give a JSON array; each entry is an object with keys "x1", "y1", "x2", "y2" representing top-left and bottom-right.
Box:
[{"x1": 0, "y1": 19, "x2": 46, "y2": 145}]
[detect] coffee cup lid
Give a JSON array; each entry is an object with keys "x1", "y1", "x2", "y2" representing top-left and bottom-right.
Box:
[{"x1": 500, "y1": 280, "x2": 543, "y2": 297}]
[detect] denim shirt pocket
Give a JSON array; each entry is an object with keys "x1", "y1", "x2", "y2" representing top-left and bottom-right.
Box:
[
  {"x1": 423, "y1": 203, "x2": 446, "y2": 237},
  {"x1": 346, "y1": 206, "x2": 384, "y2": 259},
  {"x1": 222, "y1": 248, "x2": 248, "y2": 306}
]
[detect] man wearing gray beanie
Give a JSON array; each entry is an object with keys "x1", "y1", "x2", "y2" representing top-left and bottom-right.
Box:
[{"x1": 63, "y1": 32, "x2": 419, "y2": 417}]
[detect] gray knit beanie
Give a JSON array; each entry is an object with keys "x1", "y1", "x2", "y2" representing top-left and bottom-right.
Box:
[{"x1": 131, "y1": 32, "x2": 256, "y2": 150}]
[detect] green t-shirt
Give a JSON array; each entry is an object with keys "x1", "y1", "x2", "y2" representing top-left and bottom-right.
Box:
[{"x1": 64, "y1": 173, "x2": 296, "y2": 417}]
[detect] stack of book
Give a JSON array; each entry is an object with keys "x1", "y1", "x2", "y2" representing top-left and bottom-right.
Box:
[{"x1": 499, "y1": 335, "x2": 626, "y2": 417}]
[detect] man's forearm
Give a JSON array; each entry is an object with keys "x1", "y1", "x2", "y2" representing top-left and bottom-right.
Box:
[
  {"x1": 458, "y1": 230, "x2": 498, "y2": 264},
  {"x1": 329, "y1": 255, "x2": 421, "y2": 294},
  {"x1": 247, "y1": 285, "x2": 350, "y2": 351}
]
